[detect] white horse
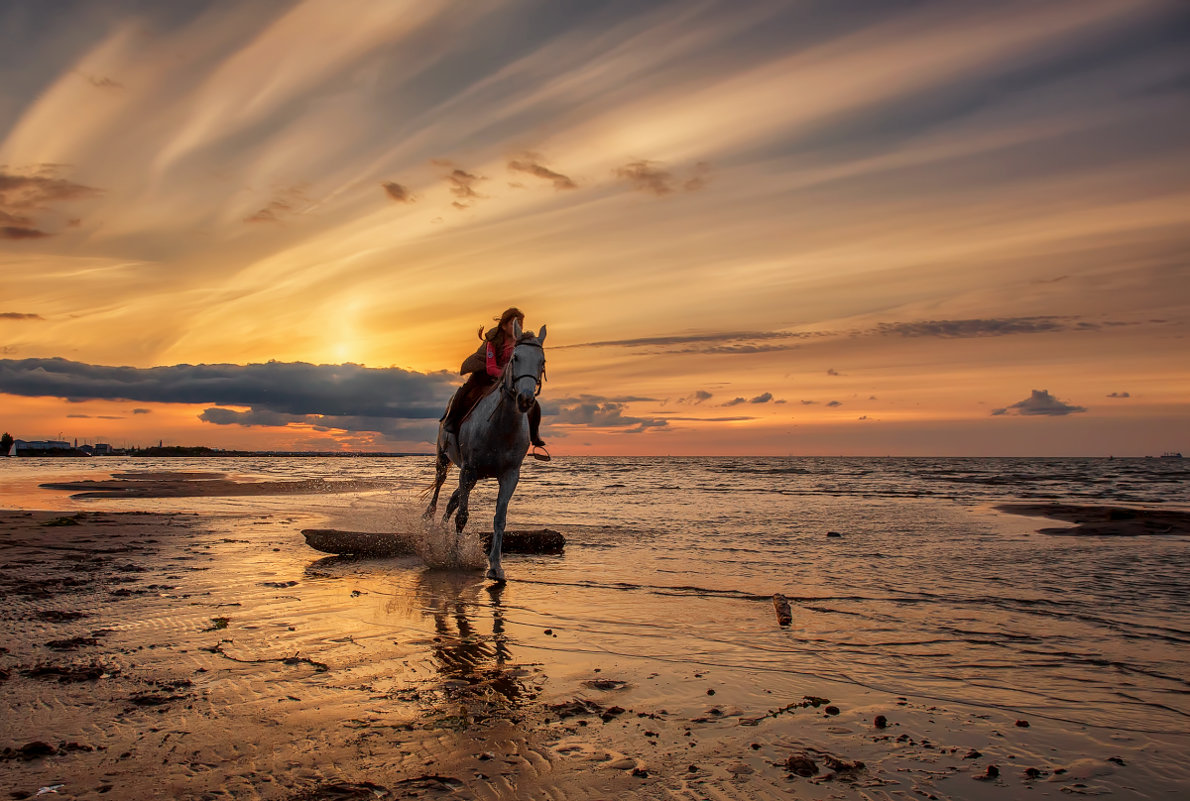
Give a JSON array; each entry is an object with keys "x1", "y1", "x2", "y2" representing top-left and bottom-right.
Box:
[{"x1": 426, "y1": 323, "x2": 547, "y2": 581}]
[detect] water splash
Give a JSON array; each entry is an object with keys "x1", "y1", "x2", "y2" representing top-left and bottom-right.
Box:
[{"x1": 386, "y1": 502, "x2": 486, "y2": 570}]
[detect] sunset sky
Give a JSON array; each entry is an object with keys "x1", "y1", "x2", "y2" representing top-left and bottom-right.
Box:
[{"x1": 2, "y1": 0, "x2": 1187, "y2": 456}]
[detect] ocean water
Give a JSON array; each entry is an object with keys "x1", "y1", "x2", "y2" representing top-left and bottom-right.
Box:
[{"x1": 4, "y1": 455, "x2": 1188, "y2": 744}]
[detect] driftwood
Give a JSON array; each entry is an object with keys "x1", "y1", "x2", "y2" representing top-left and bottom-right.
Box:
[
  {"x1": 772, "y1": 593, "x2": 793, "y2": 626},
  {"x1": 301, "y1": 528, "x2": 564, "y2": 557}
]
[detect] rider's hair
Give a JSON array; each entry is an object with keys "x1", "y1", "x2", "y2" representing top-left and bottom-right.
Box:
[{"x1": 480, "y1": 307, "x2": 525, "y2": 344}]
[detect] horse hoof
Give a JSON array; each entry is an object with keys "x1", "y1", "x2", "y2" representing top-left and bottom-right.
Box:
[{"x1": 486, "y1": 567, "x2": 506, "y2": 582}]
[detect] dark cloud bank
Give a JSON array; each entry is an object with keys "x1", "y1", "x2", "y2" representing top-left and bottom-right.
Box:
[{"x1": 0, "y1": 357, "x2": 457, "y2": 438}]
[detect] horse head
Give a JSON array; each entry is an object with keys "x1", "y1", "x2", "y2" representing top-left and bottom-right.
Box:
[{"x1": 505, "y1": 325, "x2": 547, "y2": 414}]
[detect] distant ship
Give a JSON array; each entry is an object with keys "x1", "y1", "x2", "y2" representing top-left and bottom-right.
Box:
[{"x1": 1161, "y1": 451, "x2": 1183, "y2": 458}]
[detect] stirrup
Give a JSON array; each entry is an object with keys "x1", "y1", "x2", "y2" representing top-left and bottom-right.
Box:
[{"x1": 531, "y1": 444, "x2": 551, "y2": 461}]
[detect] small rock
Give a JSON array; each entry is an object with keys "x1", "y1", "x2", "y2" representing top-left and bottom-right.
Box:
[
  {"x1": 543, "y1": 629, "x2": 553, "y2": 636},
  {"x1": 631, "y1": 767, "x2": 649, "y2": 778},
  {"x1": 687, "y1": 764, "x2": 699, "y2": 772},
  {"x1": 1024, "y1": 767, "x2": 1043, "y2": 779},
  {"x1": 973, "y1": 765, "x2": 999, "y2": 781},
  {"x1": 772, "y1": 593, "x2": 793, "y2": 626},
  {"x1": 964, "y1": 749, "x2": 982, "y2": 759},
  {"x1": 827, "y1": 531, "x2": 842, "y2": 537},
  {"x1": 784, "y1": 753, "x2": 818, "y2": 777},
  {"x1": 706, "y1": 688, "x2": 716, "y2": 696},
  {"x1": 874, "y1": 715, "x2": 888, "y2": 729},
  {"x1": 824, "y1": 705, "x2": 840, "y2": 716},
  {"x1": 1015, "y1": 719, "x2": 1030, "y2": 728}
]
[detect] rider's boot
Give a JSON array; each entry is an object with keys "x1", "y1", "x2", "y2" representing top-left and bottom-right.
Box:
[{"x1": 529, "y1": 401, "x2": 546, "y2": 448}]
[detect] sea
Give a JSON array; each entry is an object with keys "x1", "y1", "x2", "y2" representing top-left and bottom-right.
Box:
[{"x1": 3, "y1": 455, "x2": 1188, "y2": 755}]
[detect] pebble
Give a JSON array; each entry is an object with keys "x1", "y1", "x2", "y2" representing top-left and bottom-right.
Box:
[{"x1": 874, "y1": 715, "x2": 888, "y2": 728}]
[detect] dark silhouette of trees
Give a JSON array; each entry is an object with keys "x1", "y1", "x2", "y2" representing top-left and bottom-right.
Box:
[{"x1": 0, "y1": 432, "x2": 13, "y2": 456}]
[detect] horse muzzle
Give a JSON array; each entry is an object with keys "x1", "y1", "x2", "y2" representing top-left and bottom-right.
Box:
[{"x1": 516, "y1": 391, "x2": 535, "y2": 413}]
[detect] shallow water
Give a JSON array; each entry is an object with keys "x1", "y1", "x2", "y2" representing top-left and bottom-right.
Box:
[{"x1": 4, "y1": 456, "x2": 1189, "y2": 759}]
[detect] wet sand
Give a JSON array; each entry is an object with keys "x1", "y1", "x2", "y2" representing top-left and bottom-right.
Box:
[
  {"x1": 997, "y1": 503, "x2": 1190, "y2": 536},
  {"x1": 2, "y1": 505, "x2": 1176, "y2": 800},
  {"x1": 38, "y1": 472, "x2": 390, "y2": 500}
]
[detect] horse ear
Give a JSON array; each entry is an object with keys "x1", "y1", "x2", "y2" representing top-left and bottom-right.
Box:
[
  {"x1": 537, "y1": 324, "x2": 547, "y2": 344},
  {"x1": 513, "y1": 318, "x2": 523, "y2": 339}
]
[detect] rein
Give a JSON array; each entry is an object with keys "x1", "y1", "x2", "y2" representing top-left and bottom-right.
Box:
[{"x1": 502, "y1": 340, "x2": 545, "y2": 400}]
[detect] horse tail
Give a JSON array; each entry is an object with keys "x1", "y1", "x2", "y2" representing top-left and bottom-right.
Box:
[{"x1": 418, "y1": 448, "x2": 453, "y2": 500}]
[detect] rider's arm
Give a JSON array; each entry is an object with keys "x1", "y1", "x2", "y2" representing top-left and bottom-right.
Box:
[{"x1": 485, "y1": 341, "x2": 502, "y2": 378}]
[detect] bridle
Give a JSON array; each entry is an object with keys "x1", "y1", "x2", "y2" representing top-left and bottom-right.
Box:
[{"x1": 501, "y1": 339, "x2": 546, "y2": 400}]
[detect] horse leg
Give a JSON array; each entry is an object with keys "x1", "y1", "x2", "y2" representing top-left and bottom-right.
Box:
[
  {"x1": 454, "y1": 467, "x2": 478, "y2": 535},
  {"x1": 424, "y1": 440, "x2": 450, "y2": 518},
  {"x1": 443, "y1": 488, "x2": 460, "y2": 522},
  {"x1": 487, "y1": 467, "x2": 520, "y2": 582}
]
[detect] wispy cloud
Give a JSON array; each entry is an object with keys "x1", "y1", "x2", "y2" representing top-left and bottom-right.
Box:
[
  {"x1": 508, "y1": 154, "x2": 575, "y2": 190},
  {"x1": 874, "y1": 317, "x2": 1067, "y2": 338},
  {"x1": 0, "y1": 312, "x2": 44, "y2": 320},
  {"x1": 243, "y1": 185, "x2": 309, "y2": 224},
  {"x1": 613, "y1": 159, "x2": 712, "y2": 196},
  {"x1": 1106, "y1": 391, "x2": 1130, "y2": 398},
  {"x1": 0, "y1": 165, "x2": 101, "y2": 238}
]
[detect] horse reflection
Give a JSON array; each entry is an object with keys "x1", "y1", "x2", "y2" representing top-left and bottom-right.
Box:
[{"x1": 414, "y1": 570, "x2": 526, "y2": 717}]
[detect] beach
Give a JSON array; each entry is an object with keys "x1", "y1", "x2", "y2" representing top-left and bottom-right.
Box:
[{"x1": 2, "y1": 458, "x2": 1188, "y2": 799}]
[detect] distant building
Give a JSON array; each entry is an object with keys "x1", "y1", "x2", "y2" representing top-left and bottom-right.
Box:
[
  {"x1": 9, "y1": 439, "x2": 88, "y2": 457},
  {"x1": 94, "y1": 443, "x2": 113, "y2": 455}
]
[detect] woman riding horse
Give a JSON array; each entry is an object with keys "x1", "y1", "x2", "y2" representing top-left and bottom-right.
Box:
[{"x1": 442, "y1": 307, "x2": 546, "y2": 450}]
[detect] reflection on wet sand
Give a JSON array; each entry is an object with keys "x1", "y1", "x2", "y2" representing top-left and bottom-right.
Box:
[{"x1": 411, "y1": 572, "x2": 536, "y2": 726}]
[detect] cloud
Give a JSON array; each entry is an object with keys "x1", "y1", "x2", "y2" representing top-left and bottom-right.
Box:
[
  {"x1": 551, "y1": 399, "x2": 667, "y2": 433},
  {"x1": 991, "y1": 389, "x2": 1087, "y2": 417},
  {"x1": 1106, "y1": 392, "x2": 1130, "y2": 398},
  {"x1": 507, "y1": 155, "x2": 576, "y2": 190},
  {"x1": 826, "y1": 368, "x2": 840, "y2": 376},
  {"x1": 749, "y1": 392, "x2": 773, "y2": 404},
  {"x1": 198, "y1": 407, "x2": 441, "y2": 442},
  {"x1": 131, "y1": 408, "x2": 151, "y2": 414},
  {"x1": 826, "y1": 400, "x2": 842, "y2": 407},
  {"x1": 722, "y1": 397, "x2": 746, "y2": 407},
  {"x1": 683, "y1": 161, "x2": 712, "y2": 192},
  {"x1": 81, "y1": 72, "x2": 123, "y2": 90},
  {"x1": 66, "y1": 413, "x2": 123, "y2": 420},
  {"x1": 0, "y1": 312, "x2": 44, "y2": 320},
  {"x1": 0, "y1": 167, "x2": 101, "y2": 209},
  {"x1": 432, "y1": 162, "x2": 485, "y2": 207},
  {"x1": 800, "y1": 400, "x2": 816, "y2": 405},
  {"x1": 0, "y1": 210, "x2": 34, "y2": 226},
  {"x1": 561, "y1": 330, "x2": 812, "y2": 354},
  {"x1": 666, "y1": 416, "x2": 755, "y2": 422},
  {"x1": 874, "y1": 317, "x2": 1067, "y2": 338},
  {"x1": 614, "y1": 160, "x2": 674, "y2": 195},
  {"x1": 1, "y1": 225, "x2": 49, "y2": 239},
  {"x1": 613, "y1": 160, "x2": 711, "y2": 195},
  {"x1": 243, "y1": 185, "x2": 308, "y2": 224},
  {"x1": 0, "y1": 358, "x2": 456, "y2": 422},
  {"x1": 678, "y1": 390, "x2": 713, "y2": 404},
  {"x1": 381, "y1": 181, "x2": 413, "y2": 203}
]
